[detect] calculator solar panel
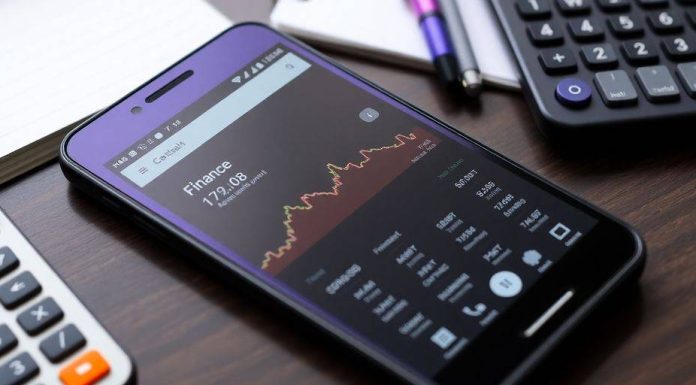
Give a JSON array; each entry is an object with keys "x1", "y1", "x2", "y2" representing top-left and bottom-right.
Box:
[{"x1": 491, "y1": 0, "x2": 696, "y2": 137}]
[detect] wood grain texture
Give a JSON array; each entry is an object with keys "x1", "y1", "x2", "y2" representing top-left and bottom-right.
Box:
[{"x1": 0, "y1": 1, "x2": 694, "y2": 384}]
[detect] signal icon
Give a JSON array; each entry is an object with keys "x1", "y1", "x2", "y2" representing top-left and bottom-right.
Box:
[{"x1": 231, "y1": 76, "x2": 241, "y2": 83}]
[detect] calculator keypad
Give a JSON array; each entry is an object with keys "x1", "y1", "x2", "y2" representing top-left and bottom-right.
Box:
[
  {"x1": 687, "y1": 9, "x2": 696, "y2": 26},
  {"x1": 555, "y1": 77, "x2": 593, "y2": 106},
  {"x1": 556, "y1": 0, "x2": 592, "y2": 15},
  {"x1": 498, "y1": 0, "x2": 696, "y2": 131},
  {"x1": 0, "y1": 352, "x2": 39, "y2": 385},
  {"x1": 0, "y1": 248, "x2": 19, "y2": 279},
  {"x1": 568, "y1": 18, "x2": 605, "y2": 41},
  {"x1": 0, "y1": 272, "x2": 41, "y2": 310},
  {"x1": 636, "y1": 65, "x2": 681, "y2": 100},
  {"x1": 647, "y1": 10, "x2": 684, "y2": 33},
  {"x1": 517, "y1": 0, "x2": 553, "y2": 19},
  {"x1": 677, "y1": 61, "x2": 696, "y2": 95},
  {"x1": 0, "y1": 326, "x2": 17, "y2": 357},
  {"x1": 662, "y1": 36, "x2": 696, "y2": 58},
  {"x1": 0, "y1": 209, "x2": 133, "y2": 385},
  {"x1": 40, "y1": 325, "x2": 86, "y2": 364},
  {"x1": 594, "y1": 70, "x2": 640, "y2": 105},
  {"x1": 608, "y1": 14, "x2": 645, "y2": 37},
  {"x1": 597, "y1": 0, "x2": 631, "y2": 12},
  {"x1": 59, "y1": 350, "x2": 111, "y2": 385},
  {"x1": 528, "y1": 21, "x2": 565, "y2": 45},
  {"x1": 540, "y1": 47, "x2": 579, "y2": 73},
  {"x1": 638, "y1": 0, "x2": 670, "y2": 8},
  {"x1": 622, "y1": 40, "x2": 660, "y2": 64},
  {"x1": 17, "y1": 297, "x2": 64, "y2": 336},
  {"x1": 581, "y1": 44, "x2": 620, "y2": 68}
]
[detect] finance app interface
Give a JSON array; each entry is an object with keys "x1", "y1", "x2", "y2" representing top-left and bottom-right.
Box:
[{"x1": 109, "y1": 46, "x2": 597, "y2": 376}]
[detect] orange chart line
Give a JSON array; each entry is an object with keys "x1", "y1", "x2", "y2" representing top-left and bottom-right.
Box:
[{"x1": 261, "y1": 132, "x2": 417, "y2": 270}]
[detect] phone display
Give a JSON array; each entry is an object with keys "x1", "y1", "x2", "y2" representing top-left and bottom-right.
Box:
[{"x1": 63, "y1": 25, "x2": 643, "y2": 385}]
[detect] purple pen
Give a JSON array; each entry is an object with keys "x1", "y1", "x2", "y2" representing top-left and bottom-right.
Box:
[{"x1": 411, "y1": 0, "x2": 459, "y2": 89}]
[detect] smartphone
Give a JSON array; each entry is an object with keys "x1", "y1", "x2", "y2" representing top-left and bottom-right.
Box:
[{"x1": 60, "y1": 24, "x2": 645, "y2": 385}]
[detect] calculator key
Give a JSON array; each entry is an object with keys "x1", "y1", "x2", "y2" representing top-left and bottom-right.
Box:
[
  {"x1": 0, "y1": 325, "x2": 18, "y2": 357},
  {"x1": 556, "y1": 0, "x2": 591, "y2": 15},
  {"x1": 622, "y1": 40, "x2": 659, "y2": 65},
  {"x1": 608, "y1": 15, "x2": 644, "y2": 37},
  {"x1": 647, "y1": 10, "x2": 684, "y2": 34},
  {"x1": 0, "y1": 272, "x2": 40, "y2": 310},
  {"x1": 517, "y1": 0, "x2": 552, "y2": 19},
  {"x1": 555, "y1": 78, "x2": 592, "y2": 107},
  {"x1": 581, "y1": 44, "x2": 619, "y2": 69},
  {"x1": 687, "y1": 9, "x2": 696, "y2": 28},
  {"x1": 663, "y1": 36, "x2": 696, "y2": 60},
  {"x1": 17, "y1": 297, "x2": 63, "y2": 336},
  {"x1": 637, "y1": 0, "x2": 669, "y2": 7},
  {"x1": 636, "y1": 65, "x2": 681, "y2": 102},
  {"x1": 594, "y1": 70, "x2": 639, "y2": 106},
  {"x1": 676, "y1": 62, "x2": 696, "y2": 97},
  {"x1": 528, "y1": 21, "x2": 564, "y2": 45},
  {"x1": 40, "y1": 324, "x2": 86, "y2": 363},
  {"x1": 59, "y1": 350, "x2": 110, "y2": 385},
  {"x1": 596, "y1": 0, "x2": 630, "y2": 12},
  {"x1": 0, "y1": 247, "x2": 19, "y2": 279},
  {"x1": 0, "y1": 352, "x2": 39, "y2": 385},
  {"x1": 539, "y1": 48, "x2": 578, "y2": 73},
  {"x1": 568, "y1": 18, "x2": 605, "y2": 41}
]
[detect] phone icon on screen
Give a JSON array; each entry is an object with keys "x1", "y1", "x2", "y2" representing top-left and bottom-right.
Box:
[{"x1": 462, "y1": 303, "x2": 487, "y2": 317}]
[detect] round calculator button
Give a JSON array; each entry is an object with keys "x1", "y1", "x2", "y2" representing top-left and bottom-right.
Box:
[{"x1": 555, "y1": 78, "x2": 592, "y2": 108}]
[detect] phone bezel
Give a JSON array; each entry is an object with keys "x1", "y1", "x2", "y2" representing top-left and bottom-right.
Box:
[{"x1": 60, "y1": 23, "x2": 645, "y2": 385}]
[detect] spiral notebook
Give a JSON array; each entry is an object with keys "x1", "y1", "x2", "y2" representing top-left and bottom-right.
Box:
[{"x1": 271, "y1": 0, "x2": 520, "y2": 90}]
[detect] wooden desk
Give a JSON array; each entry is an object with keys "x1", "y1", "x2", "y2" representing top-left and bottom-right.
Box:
[{"x1": 1, "y1": 1, "x2": 694, "y2": 384}]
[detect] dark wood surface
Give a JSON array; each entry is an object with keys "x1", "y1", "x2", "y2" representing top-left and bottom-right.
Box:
[{"x1": 1, "y1": 1, "x2": 695, "y2": 384}]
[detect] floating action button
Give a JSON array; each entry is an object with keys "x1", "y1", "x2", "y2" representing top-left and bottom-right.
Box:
[{"x1": 490, "y1": 271, "x2": 523, "y2": 298}]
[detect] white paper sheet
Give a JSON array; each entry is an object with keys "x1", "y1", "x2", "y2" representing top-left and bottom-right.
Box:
[
  {"x1": 271, "y1": 0, "x2": 520, "y2": 90},
  {"x1": 0, "y1": 0, "x2": 232, "y2": 160}
]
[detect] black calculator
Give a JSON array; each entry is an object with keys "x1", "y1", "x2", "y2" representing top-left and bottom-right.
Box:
[{"x1": 491, "y1": 0, "x2": 696, "y2": 137}]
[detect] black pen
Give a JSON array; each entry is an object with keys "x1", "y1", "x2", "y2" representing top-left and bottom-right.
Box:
[{"x1": 439, "y1": 0, "x2": 483, "y2": 97}]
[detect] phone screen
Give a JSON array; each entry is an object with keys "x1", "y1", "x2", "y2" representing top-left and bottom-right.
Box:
[{"x1": 95, "y1": 44, "x2": 597, "y2": 378}]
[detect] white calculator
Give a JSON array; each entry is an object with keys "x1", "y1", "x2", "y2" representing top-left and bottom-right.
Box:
[{"x1": 0, "y1": 209, "x2": 135, "y2": 385}]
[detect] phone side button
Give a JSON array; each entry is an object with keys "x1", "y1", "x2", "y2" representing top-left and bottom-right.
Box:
[{"x1": 523, "y1": 290, "x2": 575, "y2": 338}]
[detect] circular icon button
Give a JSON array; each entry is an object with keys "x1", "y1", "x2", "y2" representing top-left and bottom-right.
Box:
[
  {"x1": 555, "y1": 78, "x2": 592, "y2": 108},
  {"x1": 489, "y1": 271, "x2": 523, "y2": 298}
]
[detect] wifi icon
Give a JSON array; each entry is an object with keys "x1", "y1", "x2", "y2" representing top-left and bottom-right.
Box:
[{"x1": 231, "y1": 76, "x2": 241, "y2": 83}]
